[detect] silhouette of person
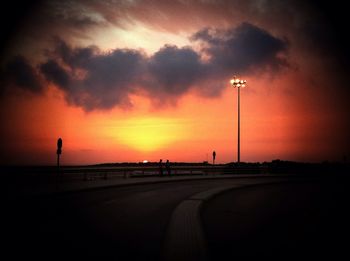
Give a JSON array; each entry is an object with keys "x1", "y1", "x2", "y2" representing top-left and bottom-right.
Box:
[
  {"x1": 159, "y1": 159, "x2": 163, "y2": 176},
  {"x1": 166, "y1": 159, "x2": 171, "y2": 176},
  {"x1": 212, "y1": 151, "x2": 216, "y2": 165}
]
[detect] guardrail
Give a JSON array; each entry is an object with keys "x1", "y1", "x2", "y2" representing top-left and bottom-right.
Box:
[
  {"x1": 2, "y1": 165, "x2": 269, "y2": 184},
  {"x1": 3, "y1": 162, "x2": 347, "y2": 185},
  {"x1": 57, "y1": 165, "x2": 268, "y2": 182}
]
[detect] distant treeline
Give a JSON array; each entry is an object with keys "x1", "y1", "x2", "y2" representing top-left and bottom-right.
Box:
[
  {"x1": 1, "y1": 160, "x2": 349, "y2": 177},
  {"x1": 91, "y1": 160, "x2": 350, "y2": 176},
  {"x1": 91, "y1": 161, "x2": 211, "y2": 167},
  {"x1": 260, "y1": 160, "x2": 349, "y2": 176}
]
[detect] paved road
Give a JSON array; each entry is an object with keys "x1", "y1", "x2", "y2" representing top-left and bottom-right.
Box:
[
  {"x1": 3, "y1": 176, "x2": 287, "y2": 259},
  {"x1": 202, "y1": 178, "x2": 350, "y2": 260},
  {"x1": 4, "y1": 175, "x2": 342, "y2": 260}
]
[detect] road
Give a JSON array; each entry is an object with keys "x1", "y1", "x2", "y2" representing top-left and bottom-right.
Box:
[
  {"x1": 3, "y1": 175, "x2": 347, "y2": 260},
  {"x1": 202, "y1": 178, "x2": 350, "y2": 260}
]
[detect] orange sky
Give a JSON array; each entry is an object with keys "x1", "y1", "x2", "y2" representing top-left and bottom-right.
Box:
[{"x1": 0, "y1": 0, "x2": 349, "y2": 165}]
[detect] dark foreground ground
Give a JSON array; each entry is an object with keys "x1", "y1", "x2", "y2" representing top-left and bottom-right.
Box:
[
  {"x1": 2, "y1": 167, "x2": 350, "y2": 260},
  {"x1": 202, "y1": 177, "x2": 350, "y2": 260}
]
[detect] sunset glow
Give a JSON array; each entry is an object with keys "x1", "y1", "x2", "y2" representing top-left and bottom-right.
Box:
[
  {"x1": 110, "y1": 117, "x2": 187, "y2": 152},
  {"x1": 0, "y1": 0, "x2": 349, "y2": 165}
]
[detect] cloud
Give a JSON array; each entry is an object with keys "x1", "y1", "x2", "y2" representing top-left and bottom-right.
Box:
[
  {"x1": 40, "y1": 40, "x2": 145, "y2": 111},
  {"x1": 192, "y1": 23, "x2": 289, "y2": 75},
  {"x1": 4, "y1": 23, "x2": 289, "y2": 111},
  {"x1": 40, "y1": 59, "x2": 71, "y2": 88},
  {"x1": 147, "y1": 45, "x2": 204, "y2": 94},
  {"x1": 1, "y1": 56, "x2": 43, "y2": 95}
]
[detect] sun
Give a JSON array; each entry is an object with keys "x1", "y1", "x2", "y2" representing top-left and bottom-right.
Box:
[{"x1": 115, "y1": 117, "x2": 186, "y2": 152}]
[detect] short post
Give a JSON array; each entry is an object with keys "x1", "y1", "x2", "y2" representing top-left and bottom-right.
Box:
[
  {"x1": 56, "y1": 138, "x2": 62, "y2": 187},
  {"x1": 57, "y1": 137, "x2": 62, "y2": 164},
  {"x1": 212, "y1": 151, "x2": 216, "y2": 175}
]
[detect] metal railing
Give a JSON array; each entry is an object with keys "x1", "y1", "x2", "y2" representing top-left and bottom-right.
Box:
[
  {"x1": 2, "y1": 165, "x2": 269, "y2": 184},
  {"x1": 56, "y1": 165, "x2": 268, "y2": 182}
]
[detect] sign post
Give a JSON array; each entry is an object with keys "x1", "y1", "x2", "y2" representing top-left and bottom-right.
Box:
[{"x1": 57, "y1": 138, "x2": 62, "y2": 171}]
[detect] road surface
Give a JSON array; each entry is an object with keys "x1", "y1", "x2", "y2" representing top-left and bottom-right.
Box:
[
  {"x1": 4, "y1": 175, "x2": 347, "y2": 260},
  {"x1": 202, "y1": 178, "x2": 350, "y2": 260}
]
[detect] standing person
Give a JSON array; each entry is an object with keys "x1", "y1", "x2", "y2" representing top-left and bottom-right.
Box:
[
  {"x1": 159, "y1": 159, "x2": 163, "y2": 176},
  {"x1": 166, "y1": 159, "x2": 171, "y2": 176},
  {"x1": 212, "y1": 151, "x2": 216, "y2": 165}
]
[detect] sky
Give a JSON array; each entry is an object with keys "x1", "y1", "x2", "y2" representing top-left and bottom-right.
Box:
[{"x1": 0, "y1": 0, "x2": 349, "y2": 165}]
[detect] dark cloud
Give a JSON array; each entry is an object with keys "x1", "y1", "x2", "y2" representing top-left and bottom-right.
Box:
[
  {"x1": 40, "y1": 59, "x2": 71, "y2": 88},
  {"x1": 192, "y1": 23, "x2": 289, "y2": 75},
  {"x1": 4, "y1": 23, "x2": 289, "y2": 111},
  {"x1": 1, "y1": 55, "x2": 43, "y2": 94},
  {"x1": 147, "y1": 45, "x2": 204, "y2": 95},
  {"x1": 40, "y1": 42, "x2": 145, "y2": 111},
  {"x1": 51, "y1": 38, "x2": 98, "y2": 67}
]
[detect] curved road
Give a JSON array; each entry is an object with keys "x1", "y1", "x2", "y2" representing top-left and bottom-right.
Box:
[
  {"x1": 4, "y1": 175, "x2": 347, "y2": 260},
  {"x1": 202, "y1": 178, "x2": 350, "y2": 260}
]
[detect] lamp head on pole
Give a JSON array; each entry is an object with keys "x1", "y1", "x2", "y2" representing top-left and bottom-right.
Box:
[{"x1": 230, "y1": 76, "x2": 247, "y2": 88}]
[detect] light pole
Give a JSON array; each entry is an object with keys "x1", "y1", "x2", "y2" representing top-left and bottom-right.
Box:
[{"x1": 230, "y1": 76, "x2": 246, "y2": 164}]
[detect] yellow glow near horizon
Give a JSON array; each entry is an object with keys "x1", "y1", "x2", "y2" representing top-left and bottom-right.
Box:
[{"x1": 112, "y1": 117, "x2": 187, "y2": 152}]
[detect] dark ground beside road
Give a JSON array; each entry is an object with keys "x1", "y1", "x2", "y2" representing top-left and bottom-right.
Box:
[{"x1": 201, "y1": 177, "x2": 350, "y2": 260}]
